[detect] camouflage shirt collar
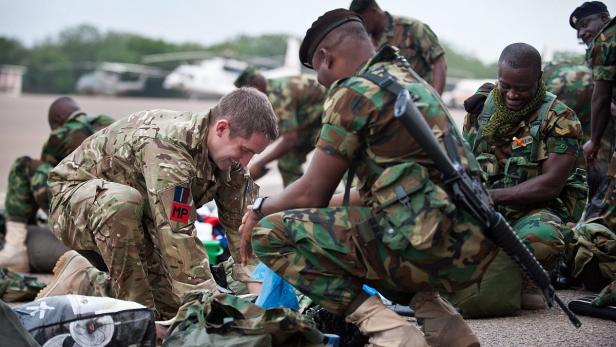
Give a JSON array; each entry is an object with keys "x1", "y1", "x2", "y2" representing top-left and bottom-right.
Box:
[
  {"x1": 383, "y1": 11, "x2": 395, "y2": 39},
  {"x1": 357, "y1": 45, "x2": 400, "y2": 73},
  {"x1": 593, "y1": 16, "x2": 616, "y2": 43},
  {"x1": 329, "y1": 45, "x2": 399, "y2": 90},
  {"x1": 66, "y1": 110, "x2": 87, "y2": 122},
  {"x1": 198, "y1": 110, "x2": 217, "y2": 182}
]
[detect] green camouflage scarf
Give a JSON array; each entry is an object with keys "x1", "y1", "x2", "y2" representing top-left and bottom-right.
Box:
[{"x1": 482, "y1": 81, "x2": 546, "y2": 142}]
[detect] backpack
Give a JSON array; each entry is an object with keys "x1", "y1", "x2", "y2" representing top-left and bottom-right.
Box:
[{"x1": 162, "y1": 291, "x2": 326, "y2": 347}]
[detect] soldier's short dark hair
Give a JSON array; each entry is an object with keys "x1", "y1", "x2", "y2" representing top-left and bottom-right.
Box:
[
  {"x1": 498, "y1": 43, "x2": 542, "y2": 76},
  {"x1": 570, "y1": 1, "x2": 610, "y2": 28},
  {"x1": 349, "y1": 0, "x2": 378, "y2": 14},
  {"x1": 233, "y1": 66, "x2": 258, "y2": 88},
  {"x1": 212, "y1": 87, "x2": 278, "y2": 141}
]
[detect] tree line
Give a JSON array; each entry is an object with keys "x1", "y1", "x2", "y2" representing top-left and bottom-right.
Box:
[{"x1": 0, "y1": 24, "x2": 578, "y2": 95}]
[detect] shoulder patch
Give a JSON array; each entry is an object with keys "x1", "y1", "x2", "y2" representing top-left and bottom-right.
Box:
[
  {"x1": 159, "y1": 184, "x2": 195, "y2": 230},
  {"x1": 550, "y1": 99, "x2": 572, "y2": 115},
  {"x1": 554, "y1": 127, "x2": 570, "y2": 136}
]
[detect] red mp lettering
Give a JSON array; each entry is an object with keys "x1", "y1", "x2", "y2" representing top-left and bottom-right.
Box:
[{"x1": 170, "y1": 202, "x2": 192, "y2": 223}]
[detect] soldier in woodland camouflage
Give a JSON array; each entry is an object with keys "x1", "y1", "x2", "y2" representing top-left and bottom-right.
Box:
[
  {"x1": 41, "y1": 88, "x2": 278, "y2": 319},
  {"x1": 1, "y1": 97, "x2": 113, "y2": 273},
  {"x1": 239, "y1": 9, "x2": 497, "y2": 347},
  {"x1": 349, "y1": 0, "x2": 447, "y2": 94},
  {"x1": 234, "y1": 69, "x2": 326, "y2": 186},
  {"x1": 543, "y1": 62, "x2": 615, "y2": 220},
  {"x1": 570, "y1": 1, "x2": 616, "y2": 307},
  {"x1": 463, "y1": 43, "x2": 582, "y2": 311}
]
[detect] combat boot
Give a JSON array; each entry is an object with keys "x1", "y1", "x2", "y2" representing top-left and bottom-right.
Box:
[
  {"x1": 411, "y1": 291, "x2": 480, "y2": 347},
  {"x1": 0, "y1": 221, "x2": 30, "y2": 273},
  {"x1": 345, "y1": 295, "x2": 428, "y2": 347},
  {"x1": 36, "y1": 250, "x2": 97, "y2": 299},
  {"x1": 520, "y1": 275, "x2": 547, "y2": 310}
]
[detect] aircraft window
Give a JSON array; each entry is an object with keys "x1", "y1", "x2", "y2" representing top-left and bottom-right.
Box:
[
  {"x1": 223, "y1": 66, "x2": 244, "y2": 73},
  {"x1": 119, "y1": 72, "x2": 141, "y2": 81}
]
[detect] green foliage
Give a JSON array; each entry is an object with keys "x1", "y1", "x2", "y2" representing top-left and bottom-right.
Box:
[
  {"x1": 24, "y1": 44, "x2": 75, "y2": 93},
  {"x1": 0, "y1": 37, "x2": 27, "y2": 65},
  {"x1": 442, "y1": 41, "x2": 497, "y2": 79},
  {"x1": 4, "y1": 24, "x2": 502, "y2": 94},
  {"x1": 551, "y1": 50, "x2": 586, "y2": 65},
  {"x1": 207, "y1": 34, "x2": 288, "y2": 58}
]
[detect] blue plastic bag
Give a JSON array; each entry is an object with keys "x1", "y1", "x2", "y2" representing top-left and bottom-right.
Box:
[{"x1": 252, "y1": 262, "x2": 299, "y2": 310}]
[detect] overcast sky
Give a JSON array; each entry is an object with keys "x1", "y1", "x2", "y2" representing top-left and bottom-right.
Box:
[{"x1": 1, "y1": 0, "x2": 614, "y2": 63}]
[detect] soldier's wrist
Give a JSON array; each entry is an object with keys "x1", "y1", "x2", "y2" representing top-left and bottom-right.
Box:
[{"x1": 252, "y1": 196, "x2": 268, "y2": 220}]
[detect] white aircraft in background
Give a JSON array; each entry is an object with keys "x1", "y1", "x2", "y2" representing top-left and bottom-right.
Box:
[
  {"x1": 76, "y1": 62, "x2": 165, "y2": 96},
  {"x1": 160, "y1": 38, "x2": 301, "y2": 98}
]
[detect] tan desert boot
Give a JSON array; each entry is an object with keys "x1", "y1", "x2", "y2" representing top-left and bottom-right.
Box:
[
  {"x1": 521, "y1": 276, "x2": 547, "y2": 310},
  {"x1": 346, "y1": 295, "x2": 428, "y2": 347},
  {"x1": 36, "y1": 250, "x2": 97, "y2": 299},
  {"x1": 0, "y1": 221, "x2": 30, "y2": 273},
  {"x1": 412, "y1": 291, "x2": 480, "y2": 347}
]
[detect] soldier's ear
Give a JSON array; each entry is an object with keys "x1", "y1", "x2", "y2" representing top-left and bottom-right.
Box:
[{"x1": 214, "y1": 119, "x2": 231, "y2": 136}]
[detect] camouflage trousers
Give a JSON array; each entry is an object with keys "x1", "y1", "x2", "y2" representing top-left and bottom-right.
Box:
[
  {"x1": 4, "y1": 156, "x2": 51, "y2": 223},
  {"x1": 252, "y1": 206, "x2": 497, "y2": 315},
  {"x1": 277, "y1": 147, "x2": 311, "y2": 187},
  {"x1": 508, "y1": 209, "x2": 568, "y2": 273},
  {"x1": 570, "y1": 221, "x2": 616, "y2": 288},
  {"x1": 49, "y1": 179, "x2": 211, "y2": 319},
  {"x1": 586, "y1": 151, "x2": 616, "y2": 229},
  {"x1": 593, "y1": 280, "x2": 616, "y2": 307}
]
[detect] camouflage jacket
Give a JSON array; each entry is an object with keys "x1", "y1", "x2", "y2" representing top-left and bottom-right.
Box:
[
  {"x1": 373, "y1": 12, "x2": 445, "y2": 84},
  {"x1": 48, "y1": 110, "x2": 257, "y2": 290},
  {"x1": 463, "y1": 90, "x2": 582, "y2": 220},
  {"x1": 267, "y1": 75, "x2": 326, "y2": 147},
  {"x1": 316, "y1": 45, "x2": 478, "y2": 210},
  {"x1": 41, "y1": 111, "x2": 115, "y2": 167},
  {"x1": 543, "y1": 62, "x2": 593, "y2": 142},
  {"x1": 586, "y1": 16, "x2": 616, "y2": 81}
]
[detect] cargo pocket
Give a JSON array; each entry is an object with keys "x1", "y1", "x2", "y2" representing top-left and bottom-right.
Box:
[
  {"x1": 503, "y1": 156, "x2": 540, "y2": 185},
  {"x1": 475, "y1": 153, "x2": 499, "y2": 182},
  {"x1": 372, "y1": 162, "x2": 455, "y2": 251},
  {"x1": 282, "y1": 208, "x2": 352, "y2": 255}
]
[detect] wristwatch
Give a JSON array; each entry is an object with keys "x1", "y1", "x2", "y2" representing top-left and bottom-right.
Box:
[{"x1": 252, "y1": 196, "x2": 268, "y2": 219}]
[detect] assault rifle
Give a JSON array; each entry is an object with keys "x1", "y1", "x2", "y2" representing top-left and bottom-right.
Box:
[{"x1": 361, "y1": 72, "x2": 581, "y2": 327}]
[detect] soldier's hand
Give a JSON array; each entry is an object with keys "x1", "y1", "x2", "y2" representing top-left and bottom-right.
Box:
[
  {"x1": 583, "y1": 140, "x2": 600, "y2": 167},
  {"x1": 239, "y1": 209, "x2": 259, "y2": 266},
  {"x1": 249, "y1": 162, "x2": 269, "y2": 180}
]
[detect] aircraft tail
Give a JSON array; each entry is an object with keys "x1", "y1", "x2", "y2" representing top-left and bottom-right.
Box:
[{"x1": 283, "y1": 38, "x2": 301, "y2": 70}]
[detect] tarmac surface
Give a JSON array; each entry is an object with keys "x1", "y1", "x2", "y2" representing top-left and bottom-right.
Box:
[{"x1": 1, "y1": 93, "x2": 614, "y2": 346}]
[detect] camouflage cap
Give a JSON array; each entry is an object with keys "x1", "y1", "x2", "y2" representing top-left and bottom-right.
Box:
[
  {"x1": 234, "y1": 66, "x2": 258, "y2": 88},
  {"x1": 299, "y1": 8, "x2": 363, "y2": 69},
  {"x1": 570, "y1": 1, "x2": 609, "y2": 29}
]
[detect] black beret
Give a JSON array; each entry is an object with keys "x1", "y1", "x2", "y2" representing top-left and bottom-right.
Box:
[
  {"x1": 570, "y1": 1, "x2": 609, "y2": 28},
  {"x1": 299, "y1": 8, "x2": 363, "y2": 69},
  {"x1": 349, "y1": 0, "x2": 375, "y2": 13}
]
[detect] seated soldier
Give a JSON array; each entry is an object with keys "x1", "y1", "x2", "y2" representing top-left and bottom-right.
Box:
[
  {"x1": 462, "y1": 43, "x2": 582, "y2": 312},
  {"x1": 543, "y1": 62, "x2": 593, "y2": 221},
  {"x1": 240, "y1": 9, "x2": 498, "y2": 347},
  {"x1": 234, "y1": 67, "x2": 326, "y2": 187},
  {"x1": 1, "y1": 97, "x2": 113, "y2": 273}
]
